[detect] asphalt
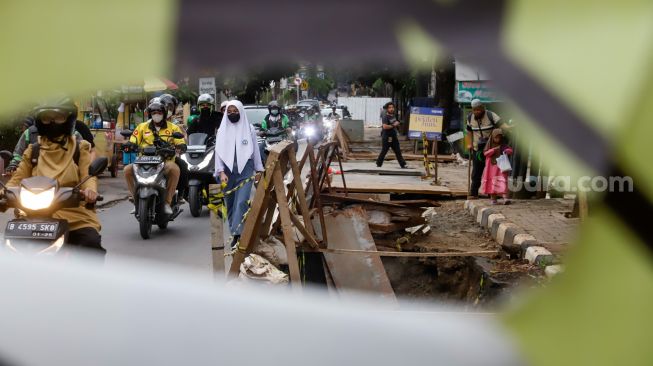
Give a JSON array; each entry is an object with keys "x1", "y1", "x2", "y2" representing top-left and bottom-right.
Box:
[
  {"x1": 0, "y1": 170, "x2": 213, "y2": 275},
  {"x1": 98, "y1": 200, "x2": 213, "y2": 274}
]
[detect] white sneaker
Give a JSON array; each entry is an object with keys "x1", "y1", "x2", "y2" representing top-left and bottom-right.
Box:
[{"x1": 163, "y1": 204, "x2": 173, "y2": 215}]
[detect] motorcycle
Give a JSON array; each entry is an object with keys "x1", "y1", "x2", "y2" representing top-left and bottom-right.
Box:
[
  {"x1": 299, "y1": 121, "x2": 324, "y2": 145},
  {"x1": 120, "y1": 130, "x2": 184, "y2": 239},
  {"x1": 180, "y1": 133, "x2": 216, "y2": 217},
  {"x1": 0, "y1": 155, "x2": 107, "y2": 255}
]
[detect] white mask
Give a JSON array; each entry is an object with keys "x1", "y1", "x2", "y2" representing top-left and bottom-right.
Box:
[{"x1": 152, "y1": 114, "x2": 163, "y2": 123}]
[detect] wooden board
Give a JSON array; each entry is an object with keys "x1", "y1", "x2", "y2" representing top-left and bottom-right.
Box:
[
  {"x1": 328, "y1": 174, "x2": 468, "y2": 196},
  {"x1": 349, "y1": 152, "x2": 455, "y2": 162},
  {"x1": 323, "y1": 206, "x2": 397, "y2": 305}
]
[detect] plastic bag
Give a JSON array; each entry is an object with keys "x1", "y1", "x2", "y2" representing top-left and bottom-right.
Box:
[{"x1": 496, "y1": 152, "x2": 512, "y2": 173}]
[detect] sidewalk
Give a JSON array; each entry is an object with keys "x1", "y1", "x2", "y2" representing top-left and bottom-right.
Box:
[{"x1": 464, "y1": 198, "x2": 579, "y2": 274}]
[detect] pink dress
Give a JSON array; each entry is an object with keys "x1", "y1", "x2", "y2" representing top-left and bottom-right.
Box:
[{"x1": 480, "y1": 146, "x2": 513, "y2": 195}]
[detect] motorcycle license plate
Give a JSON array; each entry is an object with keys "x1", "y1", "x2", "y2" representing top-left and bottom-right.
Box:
[
  {"x1": 5, "y1": 221, "x2": 59, "y2": 239},
  {"x1": 135, "y1": 156, "x2": 162, "y2": 164}
]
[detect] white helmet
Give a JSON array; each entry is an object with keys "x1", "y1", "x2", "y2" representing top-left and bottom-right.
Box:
[{"x1": 197, "y1": 93, "x2": 215, "y2": 105}]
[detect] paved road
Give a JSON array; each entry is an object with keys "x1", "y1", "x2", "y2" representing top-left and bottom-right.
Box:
[{"x1": 98, "y1": 201, "x2": 213, "y2": 274}]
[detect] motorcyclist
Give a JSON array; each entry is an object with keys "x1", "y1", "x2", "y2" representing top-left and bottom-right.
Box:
[
  {"x1": 6, "y1": 114, "x2": 96, "y2": 174},
  {"x1": 159, "y1": 93, "x2": 189, "y2": 202},
  {"x1": 327, "y1": 105, "x2": 341, "y2": 120},
  {"x1": 123, "y1": 99, "x2": 187, "y2": 215},
  {"x1": 188, "y1": 93, "x2": 222, "y2": 136},
  {"x1": 159, "y1": 94, "x2": 181, "y2": 125},
  {"x1": 261, "y1": 101, "x2": 290, "y2": 132},
  {"x1": 4, "y1": 97, "x2": 105, "y2": 255},
  {"x1": 187, "y1": 106, "x2": 200, "y2": 129}
]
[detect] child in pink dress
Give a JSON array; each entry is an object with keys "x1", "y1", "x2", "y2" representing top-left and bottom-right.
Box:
[{"x1": 480, "y1": 129, "x2": 513, "y2": 205}]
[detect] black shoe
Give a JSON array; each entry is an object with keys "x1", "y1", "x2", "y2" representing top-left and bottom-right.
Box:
[{"x1": 376, "y1": 163, "x2": 382, "y2": 168}]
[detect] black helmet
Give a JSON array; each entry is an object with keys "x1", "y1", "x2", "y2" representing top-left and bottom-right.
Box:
[
  {"x1": 32, "y1": 96, "x2": 78, "y2": 141},
  {"x1": 147, "y1": 98, "x2": 168, "y2": 121},
  {"x1": 190, "y1": 106, "x2": 199, "y2": 116},
  {"x1": 159, "y1": 94, "x2": 178, "y2": 114},
  {"x1": 268, "y1": 100, "x2": 281, "y2": 113}
]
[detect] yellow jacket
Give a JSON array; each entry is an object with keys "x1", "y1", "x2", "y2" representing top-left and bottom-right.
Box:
[
  {"x1": 7, "y1": 136, "x2": 100, "y2": 232},
  {"x1": 130, "y1": 120, "x2": 186, "y2": 161}
]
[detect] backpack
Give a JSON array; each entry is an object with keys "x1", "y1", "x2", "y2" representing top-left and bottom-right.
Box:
[
  {"x1": 30, "y1": 137, "x2": 81, "y2": 167},
  {"x1": 467, "y1": 110, "x2": 497, "y2": 143}
]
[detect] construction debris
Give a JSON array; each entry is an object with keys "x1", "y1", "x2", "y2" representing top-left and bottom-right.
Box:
[
  {"x1": 239, "y1": 254, "x2": 289, "y2": 285},
  {"x1": 253, "y1": 236, "x2": 288, "y2": 268}
]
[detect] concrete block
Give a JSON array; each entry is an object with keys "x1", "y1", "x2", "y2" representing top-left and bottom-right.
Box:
[
  {"x1": 491, "y1": 218, "x2": 508, "y2": 239},
  {"x1": 476, "y1": 207, "x2": 489, "y2": 225},
  {"x1": 514, "y1": 234, "x2": 536, "y2": 246},
  {"x1": 524, "y1": 246, "x2": 552, "y2": 264},
  {"x1": 545, "y1": 265, "x2": 564, "y2": 278},
  {"x1": 480, "y1": 208, "x2": 497, "y2": 227},
  {"x1": 487, "y1": 213, "x2": 505, "y2": 229},
  {"x1": 496, "y1": 223, "x2": 519, "y2": 246},
  {"x1": 503, "y1": 226, "x2": 525, "y2": 246}
]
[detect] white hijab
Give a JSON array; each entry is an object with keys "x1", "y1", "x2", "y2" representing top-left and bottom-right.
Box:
[{"x1": 215, "y1": 100, "x2": 255, "y2": 174}]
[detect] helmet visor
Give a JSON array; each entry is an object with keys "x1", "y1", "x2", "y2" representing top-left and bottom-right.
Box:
[{"x1": 36, "y1": 109, "x2": 71, "y2": 124}]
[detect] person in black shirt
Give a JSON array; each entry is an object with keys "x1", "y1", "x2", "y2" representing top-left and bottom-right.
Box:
[
  {"x1": 376, "y1": 102, "x2": 407, "y2": 168},
  {"x1": 187, "y1": 93, "x2": 222, "y2": 136}
]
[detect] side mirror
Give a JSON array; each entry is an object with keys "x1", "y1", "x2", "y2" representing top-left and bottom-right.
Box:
[
  {"x1": 172, "y1": 132, "x2": 184, "y2": 139},
  {"x1": 120, "y1": 130, "x2": 133, "y2": 138},
  {"x1": 252, "y1": 123, "x2": 262, "y2": 128},
  {"x1": 0, "y1": 150, "x2": 12, "y2": 162},
  {"x1": 89, "y1": 157, "x2": 108, "y2": 177}
]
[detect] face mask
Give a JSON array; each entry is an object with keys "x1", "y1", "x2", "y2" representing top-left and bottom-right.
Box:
[
  {"x1": 152, "y1": 114, "x2": 164, "y2": 123},
  {"x1": 271, "y1": 109, "x2": 279, "y2": 116},
  {"x1": 228, "y1": 113, "x2": 240, "y2": 123}
]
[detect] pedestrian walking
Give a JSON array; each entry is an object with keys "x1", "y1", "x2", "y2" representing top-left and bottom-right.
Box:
[
  {"x1": 466, "y1": 99, "x2": 505, "y2": 198},
  {"x1": 480, "y1": 129, "x2": 513, "y2": 205},
  {"x1": 215, "y1": 100, "x2": 265, "y2": 247},
  {"x1": 376, "y1": 101, "x2": 408, "y2": 168}
]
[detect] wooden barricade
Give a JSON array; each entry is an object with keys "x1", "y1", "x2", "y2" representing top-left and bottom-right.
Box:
[{"x1": 228, "y1": 140, "x2": 347, "y2": 290}]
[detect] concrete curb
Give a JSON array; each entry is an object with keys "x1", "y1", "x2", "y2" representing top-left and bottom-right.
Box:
[{"x1": 465, "y1": 200, "x2": 562, "y2": 277}]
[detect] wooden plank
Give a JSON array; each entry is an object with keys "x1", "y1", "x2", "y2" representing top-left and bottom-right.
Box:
[
  {"x1": 289, "y1": 212, "x2": 320, "y2": 249},
  {"x1": 312, "y1": 248, "x2": 499, "y2": 258},
  {"x1": 322, "y1": 206, "x2": 396, "y2": 304},
  {"x1": 272, "y1": 164, "x2": 302, "y2": 290},
  {"x1": 288, "y1": 147, "x2": 319, "y2": 243},
  {"x1": 349, "y1": 152, "x2": 455, "y2": 162},
  {"x1": 307, "y1": 145, "x2": 328, "y2": 245},
  {"x1": 329, "y1": 174, "x2": 467, "y2": 196}
]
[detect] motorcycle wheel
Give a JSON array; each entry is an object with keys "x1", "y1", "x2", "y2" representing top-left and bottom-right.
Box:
[
  {"x1": 138, "y1": 197, "x2": 152, "y2": 240},
  {"x1": 189, "y1": 185, "x2": 202, "y2": 217}
]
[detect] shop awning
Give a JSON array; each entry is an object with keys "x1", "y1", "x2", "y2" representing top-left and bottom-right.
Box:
[{"x1": 143, "y1": 77, "x2": 178, "y2": 92}]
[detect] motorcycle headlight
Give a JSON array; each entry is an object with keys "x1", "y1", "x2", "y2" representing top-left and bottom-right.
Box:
[
  {"x1": 323, "y1": 120, "x2": 333, "y2": 128},
  {"x1": 305, "y1": 126, "x2": 315, "y2": 136},
  {"x1": 20, "y1": 187, "x2": 55, "y2": 210},
  {"x1": 196, "y1": 151, "x2": 214, "y2": 170},
  {"x1": 135, "y1": 163, "x2": 164, "y2": 184},
  {"x1": 291, "y1": 130, "x2": 296, "y2": 136}
]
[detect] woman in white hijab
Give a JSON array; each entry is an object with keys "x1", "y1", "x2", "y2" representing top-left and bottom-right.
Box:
[{"x1": 215, "y1": 100, "x2": 264, "y2": 246}]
